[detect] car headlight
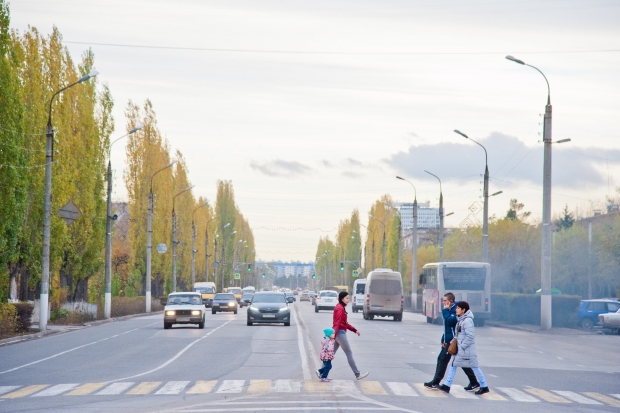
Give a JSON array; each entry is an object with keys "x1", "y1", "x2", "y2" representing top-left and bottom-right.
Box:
[
  {"x1": 191, "y1": 310, "x2": 201, "y2": 316},
  {"x1": 229, "y1": 302, "x2": 235, "y2": 307},
  {"x1": 249, "y1": 306, "x2": 259, "y2": 312},
  {"x1": 279, "y1": 307, "x2": 289, "y2": 312},
  {"x1": 165, "y1": 310, "x2": 175, "y2": 316}
]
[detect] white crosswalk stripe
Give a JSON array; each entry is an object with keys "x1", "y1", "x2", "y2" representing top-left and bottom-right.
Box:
[
  {"x1": 274, "y1": 379, "x2": 302, "y2": 393},
  {"x1": 155, "y1": 381, "x2": 190, "y2": 395},
  {"x1": 216, "y1": 380, "x2": 245, "y2": 393},
  {"x1": 329, "y1": 379, "x2": 360, "y2": 395},
  {"x1": 450, "y1": 386, "x2": 478, "y2": 399},
  {"x1": 97, "y1": 382, "x2": 135, "y2": 395},
  {"x1": 32, "y1": 384, "x2": 79, "y2": 397},
  {"x1": 497, "y1": 387, "x2": 540, "y2": 402},
  {"x1": 386, "y1": 382, "x2": 418, "y2": 397},
  {"x1": 0, "y1": 386, "x2": 21, "y2": 396},
  {"x1": 552, "y1": 391, "x2": 602, "y2": 404}
]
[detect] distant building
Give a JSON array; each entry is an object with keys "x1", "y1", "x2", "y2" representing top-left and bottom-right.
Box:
[
  {"x1": 394, "y1": 201, "x2": 440, "y2": 230},
  {"x1": 273, "y1": 261, "x2": 316, "y2": 278}
]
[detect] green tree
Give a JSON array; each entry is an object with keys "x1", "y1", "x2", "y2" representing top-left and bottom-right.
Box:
[
  {"x1": 506, "y1": 198, "x2": 531, "y2": 222},
  {"x1": 554, "y1": 204, "x2": 574, "y2": 231}
]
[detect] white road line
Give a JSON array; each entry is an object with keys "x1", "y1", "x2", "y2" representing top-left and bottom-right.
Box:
[
  {"x1": 216, "y1": 380, "x2": 245, "y2": 393},
  {"x1": 97, "y1": 382, "x2": 135, "y2": 395},
  {"x1": 488, "y1": 374, "x2": 499, "y2": 378},
  {"x1": 274, "y1": 379, "x2": 302, "y2": 393},
  {"x1": 155, "y1": 381, "x2": 190, "y2": 395},
  {"x1": 612, "y1": 394, "x2": 620, "y2": 400},
  {"x1": 556, "y1": 357, "x2": 563, "y2": 360},
  {"x1": 0, "y1": 386, "x2": 20, "y2": 396},
  {"x1": 497, "y1": 387, "x2": 540, "y2": 402},
  {"x1": 32, "y1": 383, "x2": 79, "y2": 397},
  {"x1": 0, "y1": 322, "x2": 159, "y2": 375},
  {"x1": 329, "y1": 380, "x2": 360, "y2": 395},
  {"x1": 552, "y1": 391, "x2": 601, "y2": 404},
  {"x1": 419, "y1": 346, "x2": 424, "y2": 349},
  {"x1": 292, "y1": 305, "x2": 311, "y2": 379},
  {"x1": 109, "y1": 320, "x2": 230, "y2": 382},
  {"x1": 386, "y1": 382, "x2": 418, "y2": 397},
  {"x1": 450, "y1": 386, "x2": 478, "y2": 399}
]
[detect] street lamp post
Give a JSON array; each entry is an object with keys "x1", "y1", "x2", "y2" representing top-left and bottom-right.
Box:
[
  {"x1": 40, "y1": 70, "x2": 98, "y2": 331},
  {"x1": 383, "y1": 203, "x2": 402, "y2": 275},
  {"x1": 204, "y1": 218, "x2": 215, "y2": 282},
  {"x1": 454, "y1": 130, "x2": 490, "y2": 263},
  {"x1": 146, "y1": 160, "x2": 178, "y2": 312},
  {"x1": 396, "y1": 176, "x2": 418, "y2": 310},
  {"x1": 172, "y1": 185, "x2": 195, "y2": 292},
  {"x1": 369, "y1": 214, "x2": 386, "y2": 267},
  {"x1": 104, "y1": 124, "x2": 143, "y2": 319},
  {"x1": 191, "y1": 200, "x2": 209, "y2": 287},
  {"x1": 424, "y1": 170, "x2": 444, "y2": 262},
  {"x1": 506, "y1": 55, "x2": 570, "y2": 330}
]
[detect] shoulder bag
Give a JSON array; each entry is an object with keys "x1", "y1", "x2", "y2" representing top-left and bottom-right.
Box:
[{"x1": 447, "y1": 324, "x2": 460, "y2": 355}]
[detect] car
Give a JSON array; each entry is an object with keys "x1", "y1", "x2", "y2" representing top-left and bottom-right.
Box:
[
  {"x1": 227, "y1": 287, "x2": 243, "y2": 303},
  {"x1": 578, "y1": 299, "x2": 620, "y2": 330},
  {"x1": 247, "y1": 291, "x2": 291, "y2": 326},
  {"x1": 352, "y1": 279, "x2": 366, "y2": 313},
  {"x1": 300, "y1": 291, "x2": 310, "y2": 302},
  {"x1": 240, "y1": 293, "x2": 254, "y2": 308},
  {"x1": 310, "y1": 292, "x2": 318, "y2": 305},
  {"x1": 193, "y1": 282, "x2": 216, "y2": 307},
  {"x1": 285, "y1": 293, "x2": 295, "y2": 303},
  {"x1": 212, "y1": 293, "x2": 238, "y2": 314},
  {"x1": 163, "y1": 292, "x2": 205, "y2": 329},
  {"x1": 599, "y1": 309, "x2": 620, "y2": 334},
  {"x1": 315, "y1": 290, "x2": 338, "y2": 312}
]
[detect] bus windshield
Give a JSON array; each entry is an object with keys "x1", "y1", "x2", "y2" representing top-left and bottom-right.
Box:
[
  {"x1": 443, "y1": 267, "x2": 486, "y2": 290},
  {"x1": 194, "y1": 287, "x2": 214, "y2": 294}
]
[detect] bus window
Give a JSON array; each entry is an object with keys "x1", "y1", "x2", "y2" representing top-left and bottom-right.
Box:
[
  {"x1": 424, "y1": 267, "x2": 438, "y2": 289},
  {"x1": 443, "y1": 267, "x2": 486, "y2": 290}
]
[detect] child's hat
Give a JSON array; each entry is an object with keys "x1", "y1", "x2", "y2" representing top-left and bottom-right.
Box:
[{"x1": 324, "y1": 328, "x2": 335, "y2": 337}]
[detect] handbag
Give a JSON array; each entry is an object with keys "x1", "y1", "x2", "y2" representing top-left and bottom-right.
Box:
[{"x1": 447, "y1": 324, "x2": 460, "y2": 355}]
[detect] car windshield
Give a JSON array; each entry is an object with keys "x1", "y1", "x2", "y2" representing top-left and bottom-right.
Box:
[
  {"x1": 242, "y1": 294, "x2": 253, "y2": 299},
  {"x1": 167, "y1": 294, "x2": 202, "y2": 305},
  {"x1": 194, "y1": 287, "x2": 214, "y2": 294},
  {"x1": 214, "y1": 294, "x2": 235, "y2": 300},
  {"x1": 355, "y1": 283, "x2": 366, "y2": 294},
  {"x1": 228, "y1": 289, "x2": 241, "y2": 294},
  {"x1": 320, "y1": 291, "x2": 337, "y2": 297},
  {"x1": 252, "y1": 294, "x2": 286, "y2": 303}
]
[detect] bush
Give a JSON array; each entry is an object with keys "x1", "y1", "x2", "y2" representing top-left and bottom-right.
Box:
[
  {"x1": 50, "y1": 308, "x2": 71, "y2": 322},
  {"x1": 13, "y1": 302, "x2": 34, "y2": 332},
  {"x1": 491, "y1": 293, "x2": 581, "y2": 328},
  {"x1": 0, "y1": 303, "x2": 18, "y2": 339}
]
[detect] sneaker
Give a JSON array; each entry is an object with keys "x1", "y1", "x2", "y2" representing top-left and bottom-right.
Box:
[
  {"x1": 475, "y1": 387, "x2": 490, "y2": 395},
  {"x1": 315, "y1": 370, "x2": 321, "y2": 379},
  {"x1": 438, "y1": 384, "x2": 450, "y2": 394},
  {"x1": 423, "y1": 381, "x2": 439, "y2": 390},
  {"x1": 464, "y1": 382, "x2": 480, "y2": 392},
  {"x1": 356, "y1": 372, "x2": 369, "y2": 380},
  {"x1": 320, "y1": 378, "x2": 330, "y2": 383}
]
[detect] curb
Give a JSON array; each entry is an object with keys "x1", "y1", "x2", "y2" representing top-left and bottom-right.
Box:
[
  {"x1": 485, "y1": 320, "x2": 599, "y2": 335},
  {"x1": 0, "y1": 311, "x2": 163, "y2": 347}
]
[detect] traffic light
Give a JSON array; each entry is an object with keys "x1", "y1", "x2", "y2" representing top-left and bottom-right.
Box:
[
  {"x1": 262, "y1": 273, "x2": 266, "y2": 278},
  {"x1": 247, "y1": 264, "x2": 251, "y2": 272},
  {"x1": 312, "y1": 274, "x2": 316, "y2": 279},
  {"x1": 340, "y1": 262, "x2": 344, "y2": 271}
]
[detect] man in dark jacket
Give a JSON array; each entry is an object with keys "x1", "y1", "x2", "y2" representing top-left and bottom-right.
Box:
[{"x1": 424, "y1": 293, "x2": 480, "y2": 391}]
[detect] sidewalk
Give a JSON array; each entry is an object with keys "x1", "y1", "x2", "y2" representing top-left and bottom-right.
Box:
[{"x1": 0, "y1": 311, "x2": 162, "y2": 347}]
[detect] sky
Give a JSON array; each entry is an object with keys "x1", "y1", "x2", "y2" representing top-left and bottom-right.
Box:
[{"x1": 10, "y1": 0, "x2": 620, "y2": 262}]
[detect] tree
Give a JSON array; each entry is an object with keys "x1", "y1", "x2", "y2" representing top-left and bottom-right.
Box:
[
  {"x1": 505, "y1": 199, "x2": 531, "y2": 222},
  {"x1": 554, "y1": 204, "x2": 574, "y2": 231}
]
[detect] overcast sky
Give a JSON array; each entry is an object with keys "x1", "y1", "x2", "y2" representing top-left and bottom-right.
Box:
[{"x1": 10, "y1": 0, "x2": 620, "y2": 262}]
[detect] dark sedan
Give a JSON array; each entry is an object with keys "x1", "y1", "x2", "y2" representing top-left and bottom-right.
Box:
[
  {"x1": 247, "y1": 292, "x2": 291, "y2": 326},
  {"x1": 240, "y1": 293, "x2": 254, "y2": 308},
  {"x1": 212, "y1": 293, "x2": 238, "y2": 314}
]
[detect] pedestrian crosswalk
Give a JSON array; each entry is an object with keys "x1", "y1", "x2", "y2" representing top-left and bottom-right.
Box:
[{"x1": 1, "y1": 380, "x2": 619, "y2": 407}]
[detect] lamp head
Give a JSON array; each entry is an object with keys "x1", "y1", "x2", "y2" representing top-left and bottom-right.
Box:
[
  {"x1": 556, "y1": 139, "x2": 571, "y2": 144},
  {"x1": 454, "y1": 129, "x2": 468, "y2": 139},
  {"x1": 224, "y1": 223, "x2": 231, "y2": 228},
  {"x1": 167, "y1": 159, "x2": 178, "y2": 168},
  {"x1": 491, "y1": 190, "x2": 503, "y2": 196},
  {"x1": 396, "y1": 176, "x2": 404, "y2": 181},
  {"x1": 505, "y1": 55, "x2": 525, "y2": 65},
  {"x1": 129, "y1": 124, "x2": 144, "y2": 135},
  {"x1": 78, "y1": 70, "x2": 99, "y2": 83}
]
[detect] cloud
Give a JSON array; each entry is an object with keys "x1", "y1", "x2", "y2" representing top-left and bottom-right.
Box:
[
  {"x1": 387, "y1": 132, "x2": 620, "y2": 188},
  {"x1": 250, "y1": 159, "x2": 314, "y2": 177},
  {"x1": 342, "y1": 171, "x2": 364, "y2": 179},
  {"x1": 320, "y1": 159, "x2": 335, "y2": 168}
]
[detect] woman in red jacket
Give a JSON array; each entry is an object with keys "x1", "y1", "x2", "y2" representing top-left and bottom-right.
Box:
[{"x1": 332, "y1": 291, "x2": 369, "y2": 380}]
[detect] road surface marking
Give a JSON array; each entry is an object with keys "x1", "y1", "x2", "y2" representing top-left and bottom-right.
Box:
[
  {"x1": 612, "y1": 394, "x2": 620, "y2": 400},
  {"x1": 0, "y1": 322, "x2": 158, "y2": 376},
  {"x1": 409, "y1": 342, "x2": 413, "y2": 344},
  {"x1": 304, "y1": 380, "x2": 329, "y2": 392},
  {"x1": 360, "y1": 381, "x2": 387, "y2": 395},
  {"x1": 386, "y1": 382, "x2": 418, "y2": 396},
  {"x1": 478, "y1": 390, "x2": 507, "y2": 401},
  {"x1": 187, "y1": 380, "x2": 217, "y2": 394},
  {"x1": 582, "y1": 392, "x2": 620, "y2": 407},
  {"x1": 497, "y1": 388, "x2": 540, "y2": 402},
  {"x1": 524, "y1": 388, "x2": 570, "y2": 403},
  {"x1": 248, "y1": 380, "x2": 272, "y2": 393},
  {"x1": 488, "y1": 374, "x2": 498, "y2": 378},
  {"x1": 127, "y1": 382, "x2": 162, "y2": 395},
  {"x1": 329, "y1": 380, "x2": 360, "y2": 395},
  {"x1": 450, "y1": 386, "x2": 478, "y2": 399},
  {"x1": 556, "y1": 357, "x2": 563, "y2": 360},
  {"x1": 0, "y1": 386, "x2": 21, "y2": 396},
  {"x1": 2, "y1": 385, "x2": 49, "y2": 398},
  {"x1": 32, "y1": 383, "x2": 79, "y2": 396},
  {"x1": 216, "y1": 380, "x2": 245, "y2": 393},
  {"x1": 419, "y1": 346, "x2": 424, "y2": 349},
  {"x1": 110, "y1": 321, "x2": 230, "y2": 382},
  {"x1": 275, "y1": 379, "x2": 302, "y2": 393},
  {"x1": 291, "y1": 306, "x2": 311, "y2": 379},
  {"x1": 413, "y1": 383, "x2": 447, "y2": 398},
  {"x1": 65, "y1": 383, "x2": 107, "y2": 395},
  {"x1": 155, "y1": 381, "x2": 190, "y2": 395},
  {"x1": 553, "y1": 391, "x2": 601, "y2": 404},
  {"x1": 97, "y1": 382, "x2": 135, "y2": 395}
]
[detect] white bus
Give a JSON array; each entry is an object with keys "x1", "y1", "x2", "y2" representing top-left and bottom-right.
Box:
[{"x1": 420, "y1": 262, "x2": 491, "y2": 326}]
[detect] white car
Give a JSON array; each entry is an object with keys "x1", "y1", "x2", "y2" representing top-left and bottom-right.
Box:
[
  {"x1": 164, "y1": 292, "x2": 206, "y2": 329},
  {"x1": 315, "y1": 290, "x2": 338, "y2": 312}
]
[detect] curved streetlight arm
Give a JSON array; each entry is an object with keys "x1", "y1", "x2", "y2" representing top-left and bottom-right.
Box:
[
  {"x1": 368, "y1": 214, "x2": 386, "y2": 228},
  {"x1": 150, "y1": 160, "x2": 178, "y2": 192},
  {"x1": 454, "y1": 130, "x2": 487, "y2": 167},
  {"x1": 396, "y1": 176, "x2": 417, "y2": 200},
  {"x1": 108, "y1": 125, "x2": 143, "y2": 159},
  {"x1": 173, "y1": 185, "x2": 195, "y2": 211},
  {"x1": 424, "y1": 170, "x2": 442, "y2": 193},
  {"x1": 47, "y1": 71, "x2": 99, "y2": 126},
  {"x1": 192, "y1": 200, "x2": 209, "y2": 221},
  {"x1": 506, "y1": 55, "x2": 550, "y2": 104}
]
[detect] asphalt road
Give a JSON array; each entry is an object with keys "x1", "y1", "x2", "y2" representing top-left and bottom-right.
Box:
[{"x1": 1, "y1": 300, "x2": 619, "y2": 413}]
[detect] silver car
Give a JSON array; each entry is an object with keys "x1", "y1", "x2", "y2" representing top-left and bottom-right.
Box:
[{"x1": 164, "y1": 292, "x2": 206, "y2": 329}]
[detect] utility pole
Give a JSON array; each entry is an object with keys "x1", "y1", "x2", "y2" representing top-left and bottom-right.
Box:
[
  {"x1": 205, "y1": 230, "x2": 209, "y2": 282},
  {"x1": 425, "y1": 171, "x2": 444, "y2": 262},
  {"x1": 172, "y1": 185, "x2": 194, "y2": 293},
  {"x1": 588, "y1": 219, "x2": 592, "y2": 299},
  {"x1": 396, "y1": 176, "x2": 418, "y2": 311},
  {"x1": 191, "y1": 200, "x2": 208, "y2": 286}
]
